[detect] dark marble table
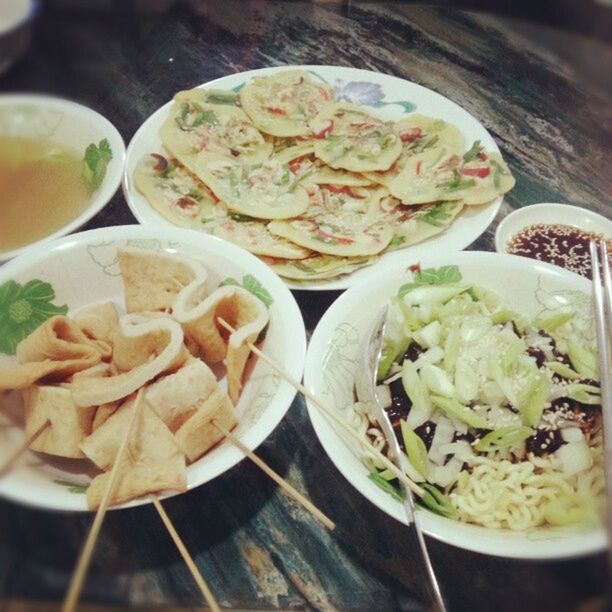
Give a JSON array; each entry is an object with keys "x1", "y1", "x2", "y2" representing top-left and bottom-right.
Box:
[{"x1": 1, "y1": 1, "x2": 611, "y2": 610}]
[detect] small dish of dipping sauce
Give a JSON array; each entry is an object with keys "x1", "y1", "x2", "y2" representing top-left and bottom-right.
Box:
[{"x1": 495, "y1": 203, "x2": 612, "y2": 278}]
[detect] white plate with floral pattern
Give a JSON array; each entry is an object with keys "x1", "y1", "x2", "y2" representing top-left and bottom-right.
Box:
[
  {"x1": 124, "y1": 66, "x2": 508, "y2": 290},
  {"x1": 0, "y1": 225, "x2": 306, "y2": 511},
  {"x1": 303, "y1": 250, "x2": 606, "y2": 558}
]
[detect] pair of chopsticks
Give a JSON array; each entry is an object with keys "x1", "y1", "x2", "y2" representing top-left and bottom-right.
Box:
[{"x1": 590, "y1": 240, "x2": 612, "y2": 585}]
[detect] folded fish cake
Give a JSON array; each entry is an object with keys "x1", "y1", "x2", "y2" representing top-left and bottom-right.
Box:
[
  {"x1": 173, "y1": 282, "x2": 269, "y2": 402},
  {"x1": 174, "y1": 387, "x2": 236, "y2": 463},
  {"x1": 240, "y1": 69, "x2": 334, "y2": 137},
  {"x1": 117, "y1": 247, "x2": 206, "y2": 313},
  {"x1": 0, "y1": 316, "x2": 106, "y2": 391},
  {"x1": 73, "y1": 301, "x2": 119, "y2": 350},
  {"x1": 145, "y1": 358, "x2": 219, "y2": 432},
  {"x1": 82, "y1": 397, "x2": 186, "y2": 509},
  {"x1": 71, "y1": 315, "x2": 185, "y2": 407},
  {"x1": 23, "y1": 385, "x2": 96, "y2": 458}
]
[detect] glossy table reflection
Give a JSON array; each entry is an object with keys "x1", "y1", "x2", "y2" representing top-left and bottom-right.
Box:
[{"x1": 0, "y1": 1, "x2": 610, "y2": 610}]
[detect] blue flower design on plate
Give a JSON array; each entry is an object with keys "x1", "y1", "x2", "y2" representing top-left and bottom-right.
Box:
[
  {"x1": 333, "y1": 78, "x2": 416, "y2": 113},
  {"x1": 333, "y1": 79, "x2": 385, "y2": 105}
]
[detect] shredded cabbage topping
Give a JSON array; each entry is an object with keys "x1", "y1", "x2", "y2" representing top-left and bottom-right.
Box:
[{"x1": 362, "y1": 265, "x2": 603, "y2": 530}]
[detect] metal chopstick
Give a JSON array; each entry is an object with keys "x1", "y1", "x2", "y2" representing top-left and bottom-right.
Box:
[{"x1": 589, "y1": 240, "x2": 612, "y2": 584}]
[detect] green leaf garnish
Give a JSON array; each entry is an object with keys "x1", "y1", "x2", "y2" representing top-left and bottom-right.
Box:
[
  {"x1": 474, "y1": 426, "x2": 533, "y2": 452},
  {"x1": 82, "y1": 139, "x2": 112, "y2": 190},
  {"x1": 228, "y1": 212, "x2": 257, "y2": 223},
  {"x1": 368, "y1": 471, "x2": 405, "y2": 502},
  {"x1": 0, "y1": 280, "x2": 68, "y2": 355},
  {"x1": 462, "y1": 140, "x2": 482, "y2": 162},
  {"x1": 417, "y1": 483, "x2": 456, "y2": 518},
  {"x1": 202, "y1": 90, "x2": 239, "y2": 106},
  {"x1": 420, "y1": 202, "x2": 452, "y2": 227},
  {"x1": 398, "y1": 265, "x2": 462, "y2": 297}
]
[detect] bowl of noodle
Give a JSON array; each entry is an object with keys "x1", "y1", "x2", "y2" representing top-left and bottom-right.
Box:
[{"x1": 304, "y1": 251, "x2": 606, "y2": 558}]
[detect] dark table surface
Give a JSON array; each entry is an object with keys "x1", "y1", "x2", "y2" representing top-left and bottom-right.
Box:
[{"x1": 1, "y1": 1, "x2": 611, "y2": 610}]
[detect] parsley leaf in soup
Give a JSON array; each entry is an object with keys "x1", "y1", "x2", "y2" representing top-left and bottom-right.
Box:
[{"x1": 82, "y1": 138, "x2": 113, "y2": 190}]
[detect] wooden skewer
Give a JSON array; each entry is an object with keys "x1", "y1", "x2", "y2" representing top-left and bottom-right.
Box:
[
  {"x1": 0, "y1": 419, "x2": 51, "y2": 477},
  {"x1": 217, "y1": 317, "x2": 425, "y2": 498},
  {"x1": 62, "y1": 388, "x2": 145, "y2": 612},
  {"x1": 213, "y1": 420, "x2": 335, "y2": 531},
  {"x1": 151, "y1": 495, "x2": 221, "y2": 612}
]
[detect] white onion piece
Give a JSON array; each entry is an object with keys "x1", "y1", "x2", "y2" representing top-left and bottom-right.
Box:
[
  {"x1": 421, "y1": 364, "x2": 455, "y2": 397},
  {"x1": 428, "y1": 416, "x2": 455, "y2": 465},
  {"x1": 413, "y1": 346, "x2": 444, "y2": 371},
  {"x1": 438, "y1": 440, "x2": 473, "y2": 462},
  {"x1": 413, "y1": 320, "x2": 441, "y2": 349},
  {"x1": 428, "y1": 457, "x2": 463, "y2": 488},
  {"x1": 454, "y1": 357, "x2": 479, "y2": 403},
  {"x1": 554, "y1": 440, "x2": 592, "y2": 476},
  {"x1": 560, "y1": 427, "x2": 584, "y2": 443},
  {"x1": 405, "y1": 402, "x2": 431, "y2": 430},
  {"x1": 375, "y1": 384, "x2": 392, "y2": 409}
]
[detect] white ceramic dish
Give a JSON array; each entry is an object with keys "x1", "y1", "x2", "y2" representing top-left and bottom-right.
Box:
[
  {"x1": 124, "y1": 65, "x2": 507, "y2": 290},
  {"x1": 495, "y1": 203, "x2": 612, "y2": 255},
  {"x1": 0, "y1": 94, "x2": 125, "y2": 262},
  {"x1": 303, "y1": 250, "x2": 605, "y2": 558},
  {"x1": 0, "y1": 225, "x2": 306, "y2": 512}
]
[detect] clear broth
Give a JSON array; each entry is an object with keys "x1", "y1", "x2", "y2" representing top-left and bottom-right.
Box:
[{"x1": 0, "y1": 137, "x2": 92, "y2": 253}]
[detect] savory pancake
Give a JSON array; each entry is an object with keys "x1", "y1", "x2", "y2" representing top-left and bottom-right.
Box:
[
  {"x1": 364, "y1": 113, "x2": 465, "y2": 188},
  {"x1": 135, "y1": 153, "x2": 309, "y2": 258},
  {"x1": 263, "y1": 252, "x2": 374, "y2": 281},
  {"x1": 389, "y1": 143, "x2": 515, "y2": 205},
  {"x1": 310, "y1": 102, "x2": 401, "y2": 172},
  {"x1": 198, "y1": 156, "x2": 314, "y2": 220},
  {"x1": 160, "y1": 91, "x2": 271, "y2": 169},
  {"x1": 240, "y1": 70, "x2": 334, "y2": 137},
  {"x1": 268, "y1": 185, "x2": 393, "y2": 257}
]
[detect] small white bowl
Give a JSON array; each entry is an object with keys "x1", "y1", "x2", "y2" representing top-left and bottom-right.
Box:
[
  {"x1": 495, "y1": 203, "x2": 612, "y2": 255},
  {"x1": 0, "y1": 94, "x2": 125, "y2": 262}
]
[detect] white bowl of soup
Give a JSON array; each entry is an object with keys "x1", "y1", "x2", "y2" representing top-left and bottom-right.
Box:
[{"x1": 0, "y1": 94, "x2": 125, "y2": 262}]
